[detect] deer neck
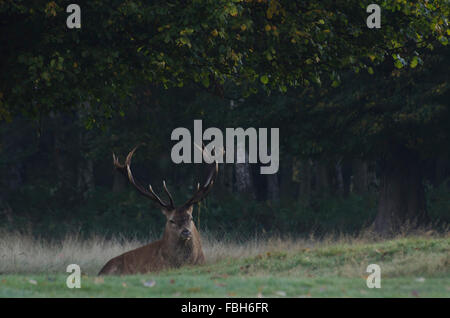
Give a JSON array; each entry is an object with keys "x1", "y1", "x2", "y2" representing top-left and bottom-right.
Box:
[{"x1": 160, "y1": 226, "x2": 198, "y2": 264}]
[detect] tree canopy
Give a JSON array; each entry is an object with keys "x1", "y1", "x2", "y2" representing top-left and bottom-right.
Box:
[{"x1": 1, "y1": 0, "x2": 448, "y2": 121}]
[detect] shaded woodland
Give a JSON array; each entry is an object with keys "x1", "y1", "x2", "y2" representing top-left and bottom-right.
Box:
[{"x1": 0, "y1": 1, "x2": 449, "y2": 238}]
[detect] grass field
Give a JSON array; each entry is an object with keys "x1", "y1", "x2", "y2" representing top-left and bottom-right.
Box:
[{"x1": 0, "y1": 231, "x2": 449, "y2": 297}]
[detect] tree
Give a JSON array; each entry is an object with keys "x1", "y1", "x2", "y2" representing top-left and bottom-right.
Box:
[
  {"x1": 286, "y1": 47, "x2": 449, "y2": 234},
  {"x1": 1, "y1": 1, "x2": 448, "y2": 234},
  {"x1": 1, "y1": 1, "x2": 447, "y2": 120}
]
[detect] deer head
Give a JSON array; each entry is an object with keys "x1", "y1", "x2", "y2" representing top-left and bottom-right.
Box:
[{"x1": 112, "y1": 145, "x2": 218, "y2": 242}]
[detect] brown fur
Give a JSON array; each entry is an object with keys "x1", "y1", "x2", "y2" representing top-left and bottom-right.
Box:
[{"x1": 98, "y1": 208, "x2": 205, "y2": 275}]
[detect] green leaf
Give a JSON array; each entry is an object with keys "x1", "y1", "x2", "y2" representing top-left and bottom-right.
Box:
[
  {"x1": 394, "y1": 60, "x2": 403, "y2": 69},
  {"x1": 201, "y1": 77, "x2": 210, "y2": 88},
  {"x1": 313, "y1": 75, "x2": 321, "y2": 85},
  {"x1": 41, "y1": 72, "x2": 50, "y2": 81},
  {"x1": 410, "y1": 56, "x2": 418, "y2": 68},
  {"x1": 228, "y1": 5, "x2": 238, "y2": 17},
  {"x1": 439, "y1": 36, "x2": 448, "y2": 46},
  {"x1": 260, "y1": 75, "x2": 269, "y2": 85}
]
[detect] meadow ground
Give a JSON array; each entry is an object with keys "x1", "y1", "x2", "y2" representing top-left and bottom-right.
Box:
[{"x1": 0, "y1": 230, "x2": 449, "y2": 297}]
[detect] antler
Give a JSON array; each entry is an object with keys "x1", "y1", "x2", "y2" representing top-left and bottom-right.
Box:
[
  {"x1": 162, "y1": 180, "x2": 175, "y2": 208},
  {"x1": 113, "y1": 146, "x2": 175, "y2": 210},
  {"x1": 182, "y1": 144, "x2": 219, "y2": 207}
]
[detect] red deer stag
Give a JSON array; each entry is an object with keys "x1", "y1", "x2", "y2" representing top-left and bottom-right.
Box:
[{"x1": 98, "y1": 146, "x2": 218, "y2": 275}]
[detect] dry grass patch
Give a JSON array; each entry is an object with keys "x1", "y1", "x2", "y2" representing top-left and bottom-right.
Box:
[{"x1": 0, "y1": 229, "x2": 448, "y2": 277}]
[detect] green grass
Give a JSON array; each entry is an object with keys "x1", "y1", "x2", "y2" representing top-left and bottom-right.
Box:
[
  {"x1": 1, "y1": 236, "x2": 449, "y2": 297},
  {"x1": 1, "y1": 274, "x2": 448, "y2": 298}
]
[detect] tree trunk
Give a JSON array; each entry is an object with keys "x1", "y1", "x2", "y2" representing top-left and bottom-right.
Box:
[
  {"x1": 112, "y1": 169, "x2": 126, "y2": 192},
  {"x1": 234, "y1": 148, "x2": 255, "y2": 198},
  {"x1": 279, "y1": 155, "x2": 294, "y2": 198},
  {"x1": 373, "y1": 147, "x2": 429, "y2": 235},
  {"x1": 76, "y1": 110, "x2": 95, "y2": 198},
  {"x1": 267, "y1": 173, "x2": 280, "y2": 202},
  {"x1": 77, "y1": 156, "x2": 95, "y2": 197},
  {"x1": 434, "y1": 155, "x2": 449, "y2": 187},
  {"x1": 315, "y1": 161, "x2": 330, "y2": 196},
  {"x1": 297, "y1": 159, "x2": 312, "y2": 200},
  {"x1": 335, "y1": 159, "x2": 345, "y2": 196},
  {"x1": 224, "y1": 164, "x2": 234, "y2": 193},
  {"x1": 53, "y1": 118, "x2": 72, "y2": 192},
  {"x1": 353, "y1": 159, "x2": 369, "y2": 194}
]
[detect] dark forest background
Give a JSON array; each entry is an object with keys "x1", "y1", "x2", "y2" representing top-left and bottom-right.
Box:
[
  {"x1": 1, "y1": 1, "x2": 449, "y2": 240},
  {"x1": 1, "y1": 79, "x2": 449, "y2": 240}
]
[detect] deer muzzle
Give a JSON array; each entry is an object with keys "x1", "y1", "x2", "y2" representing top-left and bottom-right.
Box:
[{"x1": 180, "y1": 229, "x2": 192, "y2": 240}]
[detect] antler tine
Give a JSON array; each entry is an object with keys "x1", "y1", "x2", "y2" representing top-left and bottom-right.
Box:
[
  {"x1": 162, "y1": 180, "x2": 175, "y2": 209},
  {"x1": 113, "y1": 153, "x2": 124, "y2": 169},
  {"x1": 113, "y1": 145, "x2": 172, "y2": 209},
  {"x1": 147, "y1": 184, "x2": 172, "y2": 209},
  {"x1": 183, "y1": 159, "x2": 219, "y2": 207}
]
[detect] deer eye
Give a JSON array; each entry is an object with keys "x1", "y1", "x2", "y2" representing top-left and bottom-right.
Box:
[{"x1": 169, "y1": 219, "x2": 175, "y2": 224}]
